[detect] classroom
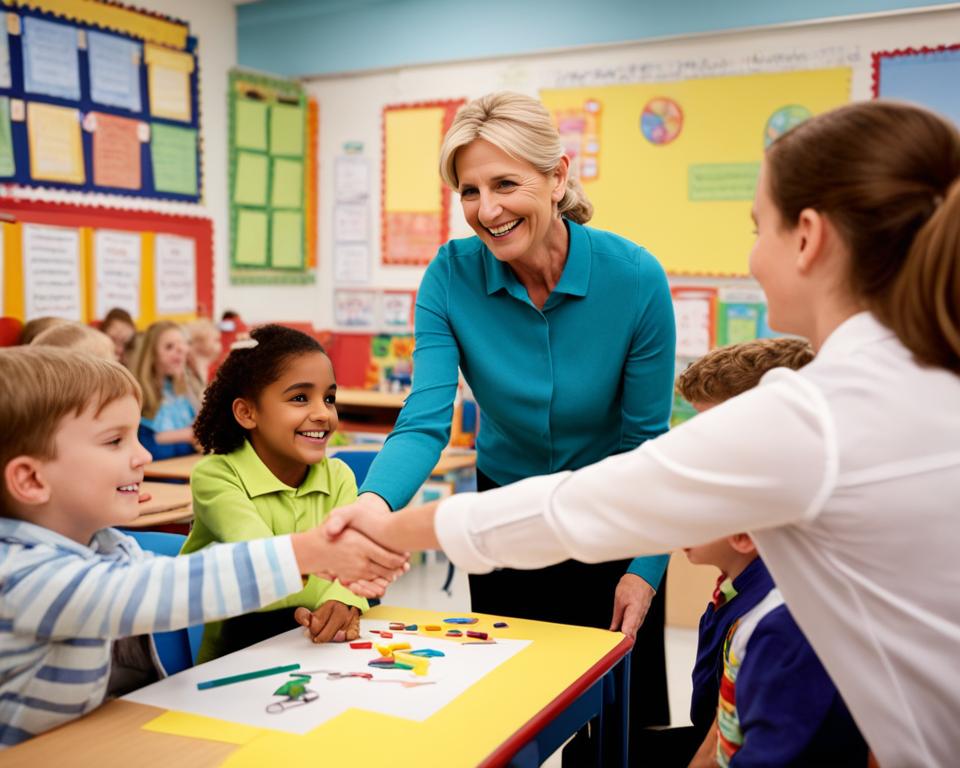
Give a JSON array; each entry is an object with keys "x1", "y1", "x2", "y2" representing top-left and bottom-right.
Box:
[{"x1": 1, "y1": 0, "x2": 958, "y2": 765}]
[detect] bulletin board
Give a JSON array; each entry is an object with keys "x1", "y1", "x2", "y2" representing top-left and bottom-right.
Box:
[
  {"x1": 380, "y1": 100, "x2": 463, "y2": 266},
  {"x1": 229, "y1": 69, "x2": 317, "y2": 284},
  {"x1": 539, "y1": 68, "x2": 851, "y2": 276},
  {"x1": 872, "y1": 43, "x2": 960, "y2": 126},
  {"x1": 0, "y1": 0, "x2": 201, "y2": 201},
  {"x1": 0, "y1": 198, "x2": 212, "y2": 325}
]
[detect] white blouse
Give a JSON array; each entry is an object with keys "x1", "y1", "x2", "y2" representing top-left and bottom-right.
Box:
[{"x1": 436, "y1": 312, "x2": 960, "y2": 768}]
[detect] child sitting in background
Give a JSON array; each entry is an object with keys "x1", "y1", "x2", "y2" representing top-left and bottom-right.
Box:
[
  {"x1": 0, "y1": 347, "x2": 407, "y2": 748},
  {"x1": 675, "y1": 338, "x2": 866, "y2": 768},
  {"x1": 18, "y1": 316, "x2": 65, "y2": 346},
  {"x1": 184, "y1": 317, "x2": 223, "y2": 409},
  {"x1": 30, "y1": 322, "x2": 115, "y2": 361},
  {"x1": 131, "y1": 321, "x2": 196, "y2": 460},
  {"x1": 182, "y1": 324, "x2": 372, "y2": 662},
  {"x1": 99, "y1": 308, "x2": 138, "y2": 366}
]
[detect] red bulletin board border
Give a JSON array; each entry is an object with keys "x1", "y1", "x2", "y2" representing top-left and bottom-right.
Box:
[
  {"x1": 871, "y1": 43, "x2": 960, "y2": 97},
  {"x1": 0, "y1": 198, "x2": 213, "y2": 318},
  {"x1": 380, "y1": 99, "x2": 465, "y2": 266}
]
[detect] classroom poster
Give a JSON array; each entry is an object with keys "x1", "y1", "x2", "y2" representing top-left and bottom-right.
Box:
[
  {"x1": 91, "y1": 112, "x2": 142, "y2": 189},
  {"x1": 88, "y1": 31, "x2": 142, "y2": 112},
  {"x1": 333, "y1": 243, "x2": 371, "y2": 284},
  {"x1": 22, "y1": 16, "x2": 80, "y2": 100},
  {"x1": 540, "y1": 68, "x2": 850, "y2": 275},
  {"x1": 144, "y1": 44, "x2": 193, "y2": 122},
  {"x1": 381, "y1": 290, "x2": 415, "y2": 332},
  {"x1": 0, "y1": 97, "x2": 14, "y2": 177},
  {"x1": 150, "y1": 124, "x2": 198, "y2": 195},
  {"x1": 334, "y1": 289, "x2": 377, "y2": 329},
  {"x1": 672, "y1": 287, "x2": 716, "y2": 357},
  {"x1": 0, "y1": 13, "x2": 11, "y2": 89},
  {"x1": 27, "y1": 102, "x2": 85, "y2": 184},
  {"x1": 22, "y1": 224, "x2": 82, "y2": 321},
  {"x1": 873, "y1": 45, "x2": 960, "y2": 127},
  {"x1": 94, "y1": 230, "x2": 141, "y2": 320},
  {"x1": 154, "y1": 234, "x2": 196, "y2": 316}
]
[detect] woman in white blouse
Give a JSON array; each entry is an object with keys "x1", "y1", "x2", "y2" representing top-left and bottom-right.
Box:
[{"x1": 328, "y1": 101, "x2": 960, "y2": 767}]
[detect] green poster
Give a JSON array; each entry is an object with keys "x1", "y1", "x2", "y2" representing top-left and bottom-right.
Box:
[
  {"x1": 151, "y1": 123, "x2": 198, "y2": 195},
  {"x1": 234, "y1": 151, "x2": 268, "y2": 206},
  {"x1": 235, "y1": 209, "x2": 268, "y2": 266},
  {"x1": 0, "y1": 98, "x2": 15, "y2": 178},
  {"x1": 235, "y1": 98, "x2": 267, "y2": 151},
  {"x1": 270, "y1": 103, "x2": 304, "y2": 157}
]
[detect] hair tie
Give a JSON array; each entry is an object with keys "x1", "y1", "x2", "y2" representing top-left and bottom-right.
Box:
[{"x1": 230, "y1": 338, "x2": 258, "y2": 351}]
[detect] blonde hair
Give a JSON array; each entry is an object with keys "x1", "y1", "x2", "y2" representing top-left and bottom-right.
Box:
[
  {"x1": 0, "y1": 347, "x2": 141, "y2": 515},
  {"x1": 439, "y1": 92, "x2": 594, "y2": 224},
  {"x1": 677, "y1": 337, "x2": 814, "y2": 406},
  {"x1": 132, "y1": 321, "x2": 187, "y2": 419},
  {"x1": 19, "y1": 316, "x2": 67, "y2": 345},
  {"x1": 31, "y1": 322, "x2": 116, "y2": 361}
]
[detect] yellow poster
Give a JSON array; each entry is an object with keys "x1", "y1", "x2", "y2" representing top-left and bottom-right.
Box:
[
  {"x1": 384, "y1": 106, "x2": 444, "y2": 213},
  {"x1": 541, "y1": 68, "x2": 850, "y2": 275},
  {"x1": 145, "y1": 44, "x2": 194, "y2": 122},
  {"x1": 27, "y1": 102, "x2": 85, "y2": 184}
]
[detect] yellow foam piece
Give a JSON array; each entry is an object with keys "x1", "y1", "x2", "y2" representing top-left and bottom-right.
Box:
[{"x1": 392, "y1": 651, "x2": 429, "y2": 677}]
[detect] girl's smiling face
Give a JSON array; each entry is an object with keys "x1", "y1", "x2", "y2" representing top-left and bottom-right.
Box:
[
  {"x1": 155, "y1": 327, "x2": 188, "y2": 379},
  {"x1": 235, "y1": 351, "x2": 338, "y2": 488}
]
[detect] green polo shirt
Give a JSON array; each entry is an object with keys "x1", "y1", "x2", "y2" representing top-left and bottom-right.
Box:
[{"x1": 182, "y1": 440, "x2": 367, "y2": 661}]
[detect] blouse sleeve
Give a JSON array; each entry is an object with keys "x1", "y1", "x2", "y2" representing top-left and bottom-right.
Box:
[
  {"x1": 360, "y1": 251, "x2": 461, "y2": 510},
  {"x1": 435, "y1": 370, "x2": 836, "y2": 574}
]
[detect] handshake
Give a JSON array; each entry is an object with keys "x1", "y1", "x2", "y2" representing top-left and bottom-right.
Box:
[{"x1": 289, "y1": 494, "x2": 442, "y2": 600}]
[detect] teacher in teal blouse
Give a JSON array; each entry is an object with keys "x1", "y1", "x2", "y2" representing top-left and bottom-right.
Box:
[{"x1": 357, "y1": 92, "x2": 676, "y2": 734}]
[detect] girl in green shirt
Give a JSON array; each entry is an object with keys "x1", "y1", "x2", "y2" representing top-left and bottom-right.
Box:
[{"x1": 182, "y1": 324, "x2": 373, "y2": 662}]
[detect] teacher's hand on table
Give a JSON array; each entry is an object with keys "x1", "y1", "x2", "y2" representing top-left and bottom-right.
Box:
[{"x1": 609, "y1": 573, "x2": 655, "y2": 640}]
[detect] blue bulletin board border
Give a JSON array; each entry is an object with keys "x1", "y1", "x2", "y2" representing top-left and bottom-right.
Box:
[
  {"x1": 872, "y1": 43, "x2": 960, "y2": 128},
  {"x1": 0, "y1": 3, "x2": 202, "y2": 202}
]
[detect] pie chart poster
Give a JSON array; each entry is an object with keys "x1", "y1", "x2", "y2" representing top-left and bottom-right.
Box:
[{"x1": 541, "y1": 68, "x2": 850, "y2": 277}]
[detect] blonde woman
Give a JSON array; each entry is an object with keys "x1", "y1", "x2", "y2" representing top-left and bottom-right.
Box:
[
  {"x1": 132, "y1": 321, "x2": 196, "y2": 460},
  {"x1": 342, "y1": 92, "x2": 678, "y2": 746}
]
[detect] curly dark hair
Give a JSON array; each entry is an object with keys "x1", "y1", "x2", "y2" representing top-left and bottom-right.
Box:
[{"x1": 194, "y1": 324, "x2": 325, "y2": 454}]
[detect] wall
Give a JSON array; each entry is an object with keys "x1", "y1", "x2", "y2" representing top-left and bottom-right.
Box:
[
  {"x1": 238, "y1": 0, "x2": 960, "y2": 77},
  {"x1": 300, "y1": 5, "x2": 960, "y2": 328}
]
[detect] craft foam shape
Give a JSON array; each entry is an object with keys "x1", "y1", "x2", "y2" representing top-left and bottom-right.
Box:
[{"x1": 393, "y1": 651, "x2": 429, "y2": 676}]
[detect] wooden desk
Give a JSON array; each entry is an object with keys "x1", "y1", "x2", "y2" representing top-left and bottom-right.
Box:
[
  {"x1": 124, "y1": 481, "x2": 193, "y2": 529},
  {"x1": 144, "y1": 449, "x2": 477, "y2": 483},
  {"x1": 4, "y1": 606, "x2": 631, "y2": 767}
]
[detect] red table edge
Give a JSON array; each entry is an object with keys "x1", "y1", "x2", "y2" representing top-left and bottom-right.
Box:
[{"x1": 478, "y1": 634, "x2": 635, "y2": 768}]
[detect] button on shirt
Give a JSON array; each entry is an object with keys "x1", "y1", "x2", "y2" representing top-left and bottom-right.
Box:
[
  {"x1": 361, "y1": 220, "x2": 677, "y2": 586},
  {"x1": 435, "y1": 312, "x2": 960, "y2": 768}
]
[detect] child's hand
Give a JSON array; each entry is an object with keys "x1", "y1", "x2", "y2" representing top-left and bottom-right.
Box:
[
  {"x1": 291, "y1": 526, "x2": 409, "y2": 587},
  {"x1": 294, "y1": 602, "x2": 360, "y2": 644}
]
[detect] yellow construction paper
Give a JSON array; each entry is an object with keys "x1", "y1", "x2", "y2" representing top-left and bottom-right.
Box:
[
  {"x1": 271, "y1": 157, "x2": 302, "y2": 209},
  {"x1": 234, "y1": 151, "x2": 268, "y2": 206},
  {"x1": 271, "y1": 210, "x2": 303, "y2": 268},
  {"x1": 145, "y1": 44, "x2": 193, "y2": 122},
  {"x1": 235, "y1": 99, "x2": 267, "y2": 151},
  {"x1": 235, "y1": 209, "x2": 268, "y2": 267},
  {"x1": 384, "y1": 106, "x2": 444, "y2": 213},
  {"x1": 269, "y1": 103, "x2": 304, "y2": 157},
  {"x1": 220, "y1": 605, "x2": 624, "y2": 766},
  {"x1": 540, "y1": 67, "x2": 850, "y2": 275},
  {"x1": 143, "y1": 711, "x2": 265, "y2": 745},
  {"x1": 27, "y1": 102, "x2": 85, "y2": 184}
]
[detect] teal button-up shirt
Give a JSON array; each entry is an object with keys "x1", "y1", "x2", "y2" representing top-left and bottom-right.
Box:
[{"x1": 361, "y1": 220, "x2": 676, "y2": 588}]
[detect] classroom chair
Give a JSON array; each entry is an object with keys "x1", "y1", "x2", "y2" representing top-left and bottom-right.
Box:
[
  {"x1": 125, "y1": 530, "x2": 203, "y2": 675},
  {"x1": 333, "y1": 449, "x2": 378, "y2": 486}
]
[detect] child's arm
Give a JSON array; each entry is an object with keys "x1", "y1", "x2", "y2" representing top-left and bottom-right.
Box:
[
  {"x1": 2, "y1": 528, "x2": 403, "y2": 642},
  {"x1": 688, "y1": 717, "x2": 720, "y2": 768}
]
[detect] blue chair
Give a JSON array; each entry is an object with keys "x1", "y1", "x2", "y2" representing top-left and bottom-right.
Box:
[
  {"x1": 125, "y1": 530, "x2": 203, "y2": 675},
  {"x1": 333, "y1": 449, "x2": 378, "y2": 486}
]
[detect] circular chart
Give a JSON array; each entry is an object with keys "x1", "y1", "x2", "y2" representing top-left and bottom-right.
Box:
[
  {"x1": 764, "y1": 105, "x2": 812, "y2": 147},
  {"x1": 640, "y1": 98, "x2": 683, "y2": 146}
]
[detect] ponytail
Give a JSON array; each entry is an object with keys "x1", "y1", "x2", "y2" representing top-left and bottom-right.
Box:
[{"x1": 558, "y1": 175, "x2": 594, "y2": 225}]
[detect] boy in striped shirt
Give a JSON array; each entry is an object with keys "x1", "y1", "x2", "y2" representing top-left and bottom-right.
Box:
[{"x1": 0, "y1": 347, "x2": 407, "y2": 749}]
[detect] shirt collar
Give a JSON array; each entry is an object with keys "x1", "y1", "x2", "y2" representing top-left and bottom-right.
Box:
[
  {"x1": 482, "y1": 219, "x2": 591, "y2": 300},
  {"x1": 816, "y1": 311, "x2": 895, "y2": 363},
  {"x1": 232, "y1": 439, "x2": 330, "y2": 498},
  {"x1": 730, "y1": 556, "x2": 774, "y2": 601}
]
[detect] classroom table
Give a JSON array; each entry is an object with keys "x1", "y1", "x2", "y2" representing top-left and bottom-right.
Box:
[
  {"x1": 144, "y1": 448, "x2": 477, "y2": 482},
  {"x1": 2, "y1": 606, "x2": 632, "y2": 767},
  {"x1": 123, "y1": 481, "x2": 193, "y2": 529}
]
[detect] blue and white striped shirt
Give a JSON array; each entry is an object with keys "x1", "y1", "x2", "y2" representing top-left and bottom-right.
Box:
[{"x1": 0, "y1": 519, "x2": 303, "y2": 748}]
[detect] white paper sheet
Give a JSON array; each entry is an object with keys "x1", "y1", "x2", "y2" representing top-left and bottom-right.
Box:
[
  {"x1": 154, "y1": 234, "x2": 196, "y2": 316},
  {"x1": 334, "y1": 156, "x2": 370, "y2": 203},
  {"x1": 94, "y1": 230, "x2": 141, "y2": 320},
  {"x1": 333, "y1": 203, "x2": 369, "y2": 243},
  {"x1": 22, "y1": 224, "x2": 82, "y2": 320},
  {"x1": 674, "y1": 296, "x2": 713, "y2": 358},
  {"x1": 333, "y1": 288, "x2": 377, "y2": 329},
  {"x1": 333, "y1": 243, "x2": 370, "y2": 284},
  {"x1": 125, "y1": 619, "x2": 530, "y2": 734}
]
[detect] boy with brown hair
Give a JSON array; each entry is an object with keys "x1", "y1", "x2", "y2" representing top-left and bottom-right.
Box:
[
  {"x1": 670, "y1": 337, "x2": 864, "y2": 767},
  {"x1": 0, "y1": 347, "x2": 406, "y2": 749}
]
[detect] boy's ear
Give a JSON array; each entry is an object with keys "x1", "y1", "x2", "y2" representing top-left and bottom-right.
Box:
[
  {"x1": 232, "y1": 397, "x2": 257, "y2": 430},
  {"x1": 4, "y1": 456, "x2": 52, "y2": 507},
  {"x1": 728, "y1": 532, "x2": 757, "y2": 555}
]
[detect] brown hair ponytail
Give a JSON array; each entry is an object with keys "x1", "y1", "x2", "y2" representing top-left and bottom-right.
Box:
[{"x1": 766, "y1": 101, "x2": 960, "y2": 372}]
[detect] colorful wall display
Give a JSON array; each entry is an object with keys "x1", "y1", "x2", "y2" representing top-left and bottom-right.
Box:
[
  {"x1": 872, "y1": 44, "x2": 960, "y2": 127},
  {"x1": 0, "y1": 3, "x2": 201, "y2": 201},
  {"x1": 228, "y1": 70, "x2": 316, "y2": 284},
  {"x1": 540, "y1": 68, "x2": 851, "y2": 275},
  {"x1": 380, "y1": 100, "x2": 464, "y2": 266}
]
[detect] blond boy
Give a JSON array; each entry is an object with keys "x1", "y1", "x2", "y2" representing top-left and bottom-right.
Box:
[
  {"x1": 30, "y1": 322, "x2": 116, "y2": 361},
  {"x1": 0, "y1": 347, "x2": 405, "y2": 748}
]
